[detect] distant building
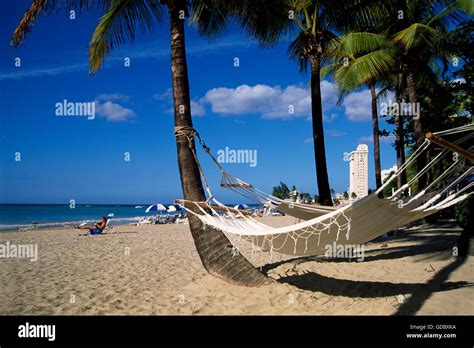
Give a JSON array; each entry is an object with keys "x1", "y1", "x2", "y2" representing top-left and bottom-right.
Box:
[
  {"x1": 381, "y1": 164, "x2": 398, "y2": 183},
  {"x1": 289, "y1": 189, "x2": 303, "y2": 203},
  {"x1": 334, "y1": 193, "x2": 350, "y2": 206},
  {"x1": 349, "y1": 144, "x2": 369, "y2": 200}
]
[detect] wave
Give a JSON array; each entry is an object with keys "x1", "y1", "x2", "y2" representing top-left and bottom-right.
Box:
[{"x1": 0, "y1": 215, "x2": 148, "y2": 231}]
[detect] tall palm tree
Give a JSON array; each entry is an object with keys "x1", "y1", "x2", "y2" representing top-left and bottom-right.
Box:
[
  {"x1": 222, "y1": 0, "x2": 393, "y2": 205},
  {"x1": 220, "y1": 0, "x2": 340, "y2": 206},
  {"x1": 12, "y1": 0, "x2": 267, "y2": 286},
  {"x1": 327, "y1": 0, "x2": 471, "y2": 191},
  {"x1": 385, "y1": 0, "x2": 471, "y2": 189},
  {"x1": 325, "y1": 32, "x2": 397, "y2": 190}
]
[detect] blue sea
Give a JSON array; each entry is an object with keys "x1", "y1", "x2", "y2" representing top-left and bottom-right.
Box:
[
  {"x1": 0, "y1": 203, "x2": 260, "y2": 231},
  {"x1": 0, "y1": 204, "x2": 169, "y2": 231}
]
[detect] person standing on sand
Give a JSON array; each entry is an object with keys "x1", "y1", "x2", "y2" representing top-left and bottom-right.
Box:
[{"x1": 74, "y1": 216, "x2": 107, "y2": 235}]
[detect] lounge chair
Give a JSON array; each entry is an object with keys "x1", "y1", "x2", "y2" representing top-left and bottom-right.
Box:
[{"x1": 18, "y1": 222, "x2": 39, "y2": 232}]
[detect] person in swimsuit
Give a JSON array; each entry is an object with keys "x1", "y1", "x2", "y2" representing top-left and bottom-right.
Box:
[{"x1": 75, "y1": 216, "x2": 107, "y2": 235}]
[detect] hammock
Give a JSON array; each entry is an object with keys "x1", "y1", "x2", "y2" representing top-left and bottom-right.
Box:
[{"x1": 175, "y1": 124, "x2": 474, "y2": 257}]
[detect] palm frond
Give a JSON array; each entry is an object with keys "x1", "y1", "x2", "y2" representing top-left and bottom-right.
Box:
[
  {"x1": 190, "y1": 0, "x2": 229, "y2": 37},
  {"x1": 287, "y1": 30, "x2": 311, "y2": 72},
  {"x1": 88, "y1": 0, "x2": 164, "y2": 73},
  {"x1": 392, "y1": 23, "x2": 439, "y2": 51},
  {"x1": 337, "y1": 32, "x2": 393, "y2": 56},
  {"x1": 335, "y1": 49, "x2": 397, "y2": 92},
  {"x1": 231, "y1": 0, "x2": 292, "y2": 47},
  {"x1": 12, "y1": 0, "x2": 103, "y2": 47},
  {"x1": 457, "y1": 0, "x2": 474, "y2": 14}
]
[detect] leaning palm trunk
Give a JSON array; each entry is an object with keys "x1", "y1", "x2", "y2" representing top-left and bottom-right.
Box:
[
  {"x1": 310, "y1": 53, "x2": 333, "y2": 207},
  {"x1": 369, "y1": 81, "x2": 382, "y2": 190},
  {"x1": 168, "y1": 1, "x2": 267, "y2": 286}
]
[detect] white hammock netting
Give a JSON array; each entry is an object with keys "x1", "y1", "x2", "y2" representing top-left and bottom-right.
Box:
[{"x1": 176, "y1": 124, "x2": 474, "y2": 259}]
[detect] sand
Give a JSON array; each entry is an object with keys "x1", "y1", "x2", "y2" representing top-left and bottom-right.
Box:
[{"x1": 0, "y1": 216, "x2": 472, "y2": 315}]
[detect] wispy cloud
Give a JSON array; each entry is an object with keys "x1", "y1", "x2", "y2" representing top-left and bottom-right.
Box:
[
  {"x1": 305, "y1": 129, "x2": 346, "y2": 144},
  {"x1": 359, "y1": 134, "x2": 395, "y2": 144},
  {"x1": 96, "y1": 93, "x2": 131, "y2": 102},
  {"x1": 152, "y1": 88, "x2": 173, "y2": 101},
  {"x1": 153, "y1": 88, "x2": 205, "y2": 117},
  {"x1": 0, "y1": 64, "x2": 86, "y2": 81},
  {"x1": 1, "y1": 39, "x2": 256, "y2": 81},
  {"x1": 327, "y1": 129, "x2": 347, "y2": 137},
  {"x1": 120, "y1": 39, "x2": 258, "y2": 61}
]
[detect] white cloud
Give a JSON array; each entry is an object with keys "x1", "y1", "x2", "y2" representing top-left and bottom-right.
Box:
[
  {"x1": 358, "y1": 135, "x2": 373, "y2": 143},
  {"x1": 381, "y1": 134, "x2": 396, "y2": 144},
  {"x1": 93, "y1": 93, "x2": 136, "y2": 122},
  {"x1": 324, "y1": 113, "x2": 337, "y2": 122},
  {"x1": 304, "y1": 138, "x2": 313, "y2": 144},
  {"x1": 190, "y1": 100, "x2": 206, "y2": 116},
  {"x1": 200, "y1": 82, "x2": 338, "y2": 120},
  {"x1": 343, "y1": 90, "x2": 372, "y2": 122},
  {"x1": 95, "y1": 101, "x2": 135, "y2": 122},
  {"x1": 343, "y1": 89, "x2": 397, "y2": 122}
]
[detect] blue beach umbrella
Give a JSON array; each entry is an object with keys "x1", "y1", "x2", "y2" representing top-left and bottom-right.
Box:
[
  {"x1": 166, "y1": 204, "x2": 183, "y2": 213},
  {"x1": 145, "y1": 204, "x2": 168, "y2": 213},
  {"x1": 233, "y1": 204, "x2": 250, "y2": 210}
]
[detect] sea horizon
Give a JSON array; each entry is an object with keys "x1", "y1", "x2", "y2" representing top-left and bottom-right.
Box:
[{"x1": 0, "y1": 203, "x2": 261, "y2": 230}]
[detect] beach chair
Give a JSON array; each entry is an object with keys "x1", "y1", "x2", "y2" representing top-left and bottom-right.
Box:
[
  {"x1": 103, "y1": 219, "x2": 114, "y2": 233},
  {"x1": 18, "y1": 222, "x2": 39, "y2": 232}
]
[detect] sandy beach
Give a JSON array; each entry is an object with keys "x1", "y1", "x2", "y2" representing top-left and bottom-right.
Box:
[{"x1": 1, "y1": 216, "x2": 472, "y2": 315}]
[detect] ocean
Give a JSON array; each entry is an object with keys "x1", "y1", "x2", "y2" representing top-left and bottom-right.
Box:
[
  {"x1": 0, "y1": 203, "x2": 260, "y2": 231},
  {"x1": 0, "y1": 204, "x2": 169, "y2": 231}
]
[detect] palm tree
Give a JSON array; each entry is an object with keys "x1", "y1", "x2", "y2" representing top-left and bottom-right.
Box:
[
  {"x1": 326, "y1": 0, "x2": 471, "y2": 191},
  {"x1": 385, "y1": 0, "x2": 471, "y2": 189},
  {"x1": 325, "y1": 32, "x2": 397, "y2": 190},
  {"x1": 225, "y1": 0, "x2": 397, "y2": 205},
  {"x1": 12, "y1": 0, "x2": 267, "y2": 286},
  {"x1": 222, "y1": 0, "x2": 343, "y2": 206}
]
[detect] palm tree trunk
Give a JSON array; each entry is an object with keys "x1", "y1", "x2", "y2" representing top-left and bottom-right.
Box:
[
  {"x1": 395, "y1": 86, "x2": 407, "y2": 189},
  {"x1": 168, "y1": 0, "x2": 267, "y2": 286},
  {"x1": 406, "y1": 72, "x2": 426, "y2": 191},
  {"x1": 310, "y1": 53, "x2": 333, "y2": 206},
  {"x1": 369, "y1": 81, "x2": 382, "y2": 190}
]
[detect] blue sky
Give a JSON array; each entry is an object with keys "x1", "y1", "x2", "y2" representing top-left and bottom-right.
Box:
[{"x1": 0, "y1": 2, "x2": 398, "y2": 204}]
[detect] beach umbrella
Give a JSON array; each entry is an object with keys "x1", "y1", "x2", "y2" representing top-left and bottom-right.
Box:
[
  {"x1": 145, "y1": 203, "x2": 168, "y2": 213},
  {"x1": 233, "y1": 204, "x2": 250, "y2": 210},
  {"x1": 166, "y1": 204, "x2": 183, "y2": 213}
]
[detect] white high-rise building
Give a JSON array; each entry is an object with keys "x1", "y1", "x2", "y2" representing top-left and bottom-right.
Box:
[{"x1": 349, "y1": 144, "x2": 369, "y2": 200}]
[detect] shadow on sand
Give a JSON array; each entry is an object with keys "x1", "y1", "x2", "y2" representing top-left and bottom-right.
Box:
[{"x1": 262, "y1": 223, "x2": 472, "y2": 315}]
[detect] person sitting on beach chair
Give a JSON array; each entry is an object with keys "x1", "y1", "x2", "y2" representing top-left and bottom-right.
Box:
[{"x1": 75, "y1": 216, "x2": 108, "y2": 235}]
